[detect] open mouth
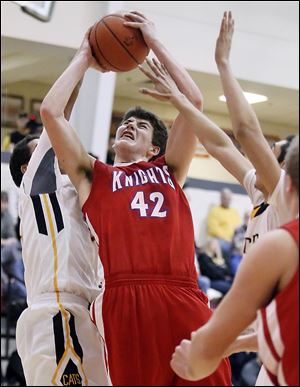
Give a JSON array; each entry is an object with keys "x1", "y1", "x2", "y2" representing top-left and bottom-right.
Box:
[{"x1": 121, "y1": 130, "x2": 135, "y2": 141}]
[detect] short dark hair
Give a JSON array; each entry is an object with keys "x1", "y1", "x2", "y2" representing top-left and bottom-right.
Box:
[
  {"x1": 277, "y1": 134, "x2": 296, "y2": 164},
  {"x1": 9, "y1": 134, "x2": 40, "y2": 187},
  {"x1": 122, "y1": 106, "x2": 168, "y2": 160}
]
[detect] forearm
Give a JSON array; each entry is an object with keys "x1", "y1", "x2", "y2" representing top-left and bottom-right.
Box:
[
  {"x1": 150, "y1": 39, "x2": 202, "y2": 108},
  {"x1": 225, "y1": 333, "x2": 258, "y2": 356},
  {"x1": 188, "y1": 330, "x2": 224, "y2": 380},
  {"x1": 217, "y1": 62, "x2": 261, "y2": 140},
  {"x1": 64, "y1": 78, "x2": 84, "y2": 121},
  {"x1": 171, "y1": 94, "x2": 230, "y2": 149}
]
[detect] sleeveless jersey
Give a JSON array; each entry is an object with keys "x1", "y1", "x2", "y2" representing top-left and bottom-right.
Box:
[
  {"x1": 257, "y1": 218, "x2": 299, "y2": 386},
  {"x1": 82, "y1": 156, "x2": 197, "y2": 281},
  {"x1": 242, "y1": 168, "x2": 292, "y2": 256},
  {"x1": 18, "y1": 131, "x2": 102, "y2": 305}
]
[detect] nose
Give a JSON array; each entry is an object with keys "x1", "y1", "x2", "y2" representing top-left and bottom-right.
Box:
[{"x1": 126, "y1": 121, "x2": 135, "y2": 130}]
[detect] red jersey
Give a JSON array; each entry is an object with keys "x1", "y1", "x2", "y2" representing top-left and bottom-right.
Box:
[
  {"x1": 83, "y1": 156, "x2": 197, "y2": 280},
  {"x1": 257, "y1": 218, "x2": 299, "y2": 386},
  {"x1": 83, "y1": 156, "x2": 231, "y2": 386}
]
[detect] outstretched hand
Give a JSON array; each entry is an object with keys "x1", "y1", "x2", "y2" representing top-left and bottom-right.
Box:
[
  {"x1": 73, "y1": 27, "x2": 109, "y2": 73},
  {"x1": 215, "y1": 11, "x2": 234, "y2": 67},
  {"x1": 123, "y1": 10, "x2": 157, "y2": 47},
  {"x1": 138, "y1": 57, "x2": 182, "y2": 102}
]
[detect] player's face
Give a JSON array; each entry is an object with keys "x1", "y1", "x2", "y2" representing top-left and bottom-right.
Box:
[{"x1": 113, "y1": 117, "x2": 155, "y2": 159}]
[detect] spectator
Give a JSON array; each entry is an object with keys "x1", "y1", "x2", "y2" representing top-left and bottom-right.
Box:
[
  {"x1": 196, "y1": 238, "x2": 233, "y2": 296},
  {"x1": 1, "y1": 191, "x2": 17, "y2": 247},
  {"x1": 230, "y1": 211, "x2": 250, "y2": 275},
  {"x1": 1, "y1": 191, "x2": 26, "y2": 312},
  {"x1": 194, "y1": 245, "x2": 211, "y2": 295},
  {"x1": 6, "y1": 113, "x2": 30, "y2": 152},
  {"x1": 25, "y1": 114, "x2": 43, "y2": 136},
  {"x1": 207, "y1": 188, "x2": 241, "y2": 262}
]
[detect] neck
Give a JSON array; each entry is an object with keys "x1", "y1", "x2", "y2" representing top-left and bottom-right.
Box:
[{"x1": 114, "y1": 154, "x2": 148, "y2": 166}]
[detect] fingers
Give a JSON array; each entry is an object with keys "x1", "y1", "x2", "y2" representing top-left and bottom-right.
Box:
[
  {"x1": 124, "y1": 11, "x2": 145, "y2": 22},
  {"x1": 145, "y1": 57, "x2": 161, "y2": 77},
  {"x1": 123, "y1": 21, "x2": 142, "y2": 29},
  {"x1": 131, "y1": 10, "x2": 146, "y2": 18},
  {"x1": 85, "y1": 26, "x2": 93, "y2": 37},
  {"x1": 128, "y1": 10, "x2": 147, "y2": 19},
  {"x1": 152, "y1": 57, "x2": 167, "y2": 75},
  {"x1": 138, "y1": 64, "x2": 157, "y2": 82},
  {"x1": 139, "y1": 88, "x2": 170, "y2": 101},
  {"x1": 219, "y1": 11, "x2": 234, "y2": 36}
]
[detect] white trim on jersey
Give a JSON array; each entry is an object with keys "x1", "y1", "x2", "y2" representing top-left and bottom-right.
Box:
[
  {"x1": 277, "y1": 361, "x2": 288, "y2": 386},
  {"x1": 266, "y1": 300, "x2": 285, "y2": 359},
  {"x1": 257, "y1": 310, "x2": 278, "y2": 375}
]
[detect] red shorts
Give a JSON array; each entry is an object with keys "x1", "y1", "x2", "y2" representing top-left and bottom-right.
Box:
[{"x1": 91, "y1": 274, "x2": 231, "y2": 386}]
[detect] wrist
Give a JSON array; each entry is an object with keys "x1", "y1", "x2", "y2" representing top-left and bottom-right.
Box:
[
  {"x1": 146, "y1": 37, "x2": 161, "y2": 50},
  {"x1": 216, "y1": 59, "x2": 230, "y2": 71},
  {"x1": 171, "y1": 93, "x2": 187, "y2": 108},
  {"x1": 73, "y1": 52, "x2": 90, "y2": 68}
]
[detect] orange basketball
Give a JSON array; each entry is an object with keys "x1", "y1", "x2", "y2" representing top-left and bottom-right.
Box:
[{"x1": 89, "y1": 14, "x2": 150, "y2": 72}]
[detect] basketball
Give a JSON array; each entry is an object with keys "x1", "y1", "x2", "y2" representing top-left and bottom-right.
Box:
[{"x1": 89, "y1": 14, "x2": 150, "y2": 72}]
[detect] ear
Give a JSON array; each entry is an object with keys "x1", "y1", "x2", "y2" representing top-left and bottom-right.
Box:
[
  {"x1": 20, "y1": 164, "x2": 28, "y2": 175},
  {"x1": 147, "y1": 145, "x2": 160, "y2": 158},
  {"x1": 284, "y1": 174, "x2": 294, "y2": 194}
]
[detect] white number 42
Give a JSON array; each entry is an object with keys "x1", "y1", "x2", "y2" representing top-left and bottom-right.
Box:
[{"x1": 130, "y1": 191, "x2": 167, "y2": 218}]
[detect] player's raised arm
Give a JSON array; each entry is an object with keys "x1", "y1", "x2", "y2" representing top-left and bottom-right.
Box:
[
  {"x1": 40, "y1": 29, "x2": 106, "y2": 205},
  {"x1": 215, "y1": 11, "x2": 280, "y2": 195},
  {"x1": 139, "y1": 59, "x2": 252, "y2": 186},
  {"x1": 124, "y1": 11, "x2": 202, "y2": 186}
]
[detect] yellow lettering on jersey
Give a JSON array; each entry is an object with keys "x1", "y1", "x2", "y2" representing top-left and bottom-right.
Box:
[{"x1": 62, "y1": 373, "x2": 82, "y2": 385}]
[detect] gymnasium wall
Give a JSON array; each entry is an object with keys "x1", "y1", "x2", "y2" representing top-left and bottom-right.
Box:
[{"x1": 2, "y1": 1, "x2": 298, "y2": 89}]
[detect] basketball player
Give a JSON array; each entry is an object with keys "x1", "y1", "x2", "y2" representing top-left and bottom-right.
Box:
[
  {"x1": 214, "y1": 12, "x2": 296, "y2": 385},
  {"x1": 39, "y1": 10, "x2": 231, "y2": 387},
  {"x1": 9, "y1": 77, "x2": 111, "y2": 386},
  {"x1": 171, "y1": 135, "x2": 299, "y2": 386}
]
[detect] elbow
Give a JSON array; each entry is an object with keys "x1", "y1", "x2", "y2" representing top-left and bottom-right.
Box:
[
  {"x1": 235, "y1": 120, "x2": 259, "y2": 142},
  {"x1": 186, "y1": 89, "x2": 203, "y2": 111},
  {"x1": 40, "y1": 102, "x2": 61, "y2": 124},
  {"x1": 191, "y1": 93, "x2": 203, "y2": 111}
]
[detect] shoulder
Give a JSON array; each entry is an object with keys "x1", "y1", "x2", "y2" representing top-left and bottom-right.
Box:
[{"x1": 248, "y1": 228, "x2": 298, "y2": 268}]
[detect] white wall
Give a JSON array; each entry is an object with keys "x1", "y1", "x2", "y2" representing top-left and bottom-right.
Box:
[
  {"x1": 1, "y1": 1, "x2": 107, "y2": 47},
  {"x1": 185, "y1": 186, "x2": 252, "y2": 246},
  {"x1": 121, "y1": 1, "x2": 299, "y2": 89},
  {"x1": 2, "y1": 1, "x2": 298, "y2": 89}
]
